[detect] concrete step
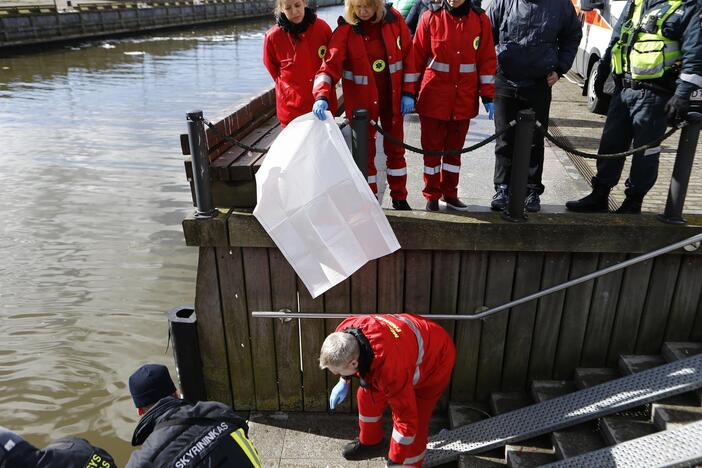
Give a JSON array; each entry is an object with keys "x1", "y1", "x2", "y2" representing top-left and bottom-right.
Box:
[
  {"x1": 661, "y1": 341, "x2": 702, "y2": 363},
  {"x1": 490, "y1": 392, "x2": 552, "y2": 455},
  {"x1": 505, "y1": 446, "x2": 557, "y2": 468},
  {"x1": 573, "y1": 367, "x2": 619, "y2": 390},
  {"x1": 652, "y1": 403, "x2": 702, "y2": 431},
  {"x1": 458, "y1": 454, "x2": 506, "y2": 467},
  {"x1": 490, "y1": 392, "x2": 532, "y2": 415},
  {"x1": 449, "y1": 402, "x2": 491, "y2": 429},
  {"x1": 617, "y1": 354, "x2": 666, "y2": 375},
  {"x1": 530, "y1": 380, "x2": 577, "y2": 403},
  {"x1": 551, "y1": 422, "x2": 606, "y2": 459},
  {"x1": 600, "y1": 416, "x2": 657, "y2": 445}
]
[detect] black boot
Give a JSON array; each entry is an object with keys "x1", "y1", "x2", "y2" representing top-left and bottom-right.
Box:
[
  {"x1": 565, "y1": 185, "x2": 610, "y2": 212},
  {"x1": 341, "y1": 438, "x2": 387, "y2": 461},
  {"x1": 392, "y1": 199, "x2": 412, "y2": 211},
  {"x1": 491, "y1": 185, "x2": 509, "y2": 211},
  {"x1": 614, "y1": 195, "x2": 643, "y2": 214}
]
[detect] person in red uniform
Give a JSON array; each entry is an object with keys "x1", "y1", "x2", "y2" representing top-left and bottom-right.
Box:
[
  {"x1": 312, "y1": 0, "x2": 418, "y2": 211},
  {"x1": 319, "y1": 314, "x2": 456, "y2": 466},
  {"x1": 412, "y1": 0, "x2": 496, "y2": 211},
  {"x1": 263, "y1": 0, "x2": 337, "y2": 127}
]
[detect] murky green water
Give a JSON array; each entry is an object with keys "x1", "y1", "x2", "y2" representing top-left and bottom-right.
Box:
[{"x1": 0, "y1": 5, "x2": 342, "y2": 464}]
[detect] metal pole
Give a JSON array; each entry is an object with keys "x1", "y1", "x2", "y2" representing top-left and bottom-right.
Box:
[
  {"x1": 252, "y1": 232, "x2": 702, "y2": 321},
  {"x1": 503, "y1": 109, "x2": 536, "y2": 222},
  {"x1": 186, "y1": 110, "x2": 218, "y2": 219},
  {"x1": 351, "y1": 108, "x2": 369, "y2": 179},
  {"x1": 658, "y1": 112, "x2": 702, "y2": 225}
]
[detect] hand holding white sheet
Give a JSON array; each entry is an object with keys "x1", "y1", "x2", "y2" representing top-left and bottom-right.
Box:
[{"x1": 253, "y1": 112, "x2": 400, "y2": 298}]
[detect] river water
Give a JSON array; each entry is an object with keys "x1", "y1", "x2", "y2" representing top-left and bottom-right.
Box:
[{"x1": 0, "y1": 5, "x2": 342, "y2": 464}]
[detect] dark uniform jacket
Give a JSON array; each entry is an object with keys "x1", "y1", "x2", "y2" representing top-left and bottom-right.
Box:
[
  {"x1": 487, "y1": 0, "x2": 582, "y2": 84},
  {"x1": 604, "y1": 0, "x2": 702, "y2": 98},
  {"x1": 126, "y1": 397, "x2": 258, "y2": 468}
]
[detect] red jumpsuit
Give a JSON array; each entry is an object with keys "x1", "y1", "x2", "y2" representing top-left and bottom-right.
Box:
[
  {"x1": 335, "y1": 314, "x2": 456, "y2": 466},
  {"x1": 412, "y1": 6, "x2": 496, "y2": 201},
  {"x1": 263, "y1": 11, "x2": 337, "y2": 127},
  {"x1": 313, "y1": 9, "x2": 418, "y2": 200}
]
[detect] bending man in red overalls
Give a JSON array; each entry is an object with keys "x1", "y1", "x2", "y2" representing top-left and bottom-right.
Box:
[{"x1": 319, "y1": 314, "x2": 456, "y2": 466}]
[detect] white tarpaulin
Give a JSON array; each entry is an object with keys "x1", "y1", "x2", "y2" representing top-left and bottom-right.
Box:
[{"x1": 253, "y1": 112, "x2": 400, "y2": 298}]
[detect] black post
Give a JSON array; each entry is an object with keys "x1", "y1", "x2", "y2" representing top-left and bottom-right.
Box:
[
  {"x1": 351, "y1": 108, "x2": 369, "y2": 179},
  {"x1": 502, "y1": 109, "x2": 536, "y2": 222},
  {"x1": 168, "y1": 305, "x2": 207, "y2": 402},
  {"x1": 186, "y1": 110, "x2": 218, "y2": 219},
  {"x1": 658, "y1": 113, "x2": 702, "y2": 225}
]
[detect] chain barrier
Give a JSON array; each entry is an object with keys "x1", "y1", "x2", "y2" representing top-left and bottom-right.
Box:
[
  {"x1": 535, "y1": 120, "x2": 683, "y2": 160},
  {"x1": 370, "y1": 119, "x2": 517, "y2": 156},
  {"x1": 204, "y1": 119, "x2": 269, "y2": 154}
]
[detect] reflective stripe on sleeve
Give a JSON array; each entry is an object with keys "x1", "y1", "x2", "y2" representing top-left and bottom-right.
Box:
[
  {"x1": 459, "y1": 63, "x2": 476, "y2": 73},
  {"x1": 367, "y1": 175, "x2": 377, "y2": 183},
  {"x1": 314, "y1": 74, "x2": 332, "y2": 88},
  {"x1": 392, "y1": 427, "x2": 416, "y2": 445},
  {"x1": 479, "y1": 74, "x2": 495, "y2": 84},
  {"x1": 403, "y1": 450, "x2": 426, "y2": 465},
  {"x1": 427, "y1": 58, "x2": 449, "y2": 72},
  {"x1": 387, "y1": 167, "x2": 407, "y2": 176},
  {"x1": 681, "y1": 73, "x2": 702, "y2": 87},
  {"x1": 389, "y1": 60, "x2": 403, "y2": 73},
  {"x1": 404, "y1": 72, "x2": 421, "y2": 82},
  {"x1": 231, "y1": 428, "x2": 262, "y2": 468},
  {"x1": 394, "y1": 315, "x2": 425, "y2": 386},
  {"x1": 359, "y1": 413, "x2": 382, "y2": 423},
  {"x1": 342, "y1": 70, "x2": 369, "y2": 85}
]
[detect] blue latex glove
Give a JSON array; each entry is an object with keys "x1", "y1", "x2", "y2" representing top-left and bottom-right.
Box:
[
  {"x1": 401, "y1": 96, "x2": 415, "y2": 114},
  {"x1": 329, "y1": 379, "x2": 350, "y2": 409},
  {"x1": 313, "y1": 100, "x2": 328, "y2": 120},
  {"x1": 484, "y1": 102, "x2": 495, "y2": 120}
]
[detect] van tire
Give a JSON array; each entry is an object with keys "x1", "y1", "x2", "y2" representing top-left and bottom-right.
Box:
[{"x1": 587, "y1": 60, "x2": 610, "y2": 115}]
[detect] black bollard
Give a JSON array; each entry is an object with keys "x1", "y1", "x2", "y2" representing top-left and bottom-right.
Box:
[
  {"x1": 658, "y1": 112, "x2": 702, "y2": 225},
  {"x1": 351, "y1": 108, "x2": 369, "y2": 179},
  {"x1": 168, "y1": 305, "x2": 207, "y2": 402},
  {"x1": 502, "y1": 109, "x2": 536, "y2": 222},
  {"x1": 186, "y1": 110, "x2": 219, "y2": 219}
]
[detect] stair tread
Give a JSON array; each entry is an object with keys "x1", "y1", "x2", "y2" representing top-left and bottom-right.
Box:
[
  {"x1": 449, "y1": 403, "x2": 491, "y2": 429},
  {"x1": 458, "y1": 454, "x2": 506, "y2": 467},
  {"x1": 661, "y1": 342, "x2": 702, "y2": 363},
  {"x1": 552, "y1": 423, "x2": 605, "y2": 459},
  {"x1": 573, "y1": 368, "x2": 619, "y2": 389},
  {"x1": 505, "y1": 448, "x2": 557, "y2": 468},
  {"x1": 490, "y1": 393, "x2": 532, "y2": 415},
  {"x1": 531, "y1": 380, "x2": 577, "y2": 403},
  {"x1": 618, "y1": 354, "x2": 666, "y2": 375},
  {"x1": 652, "y1": 403, "x2": 702, "y2": 431},
  {"x1": 600, "y1": 416, "x2": 657, "y2": 445}
]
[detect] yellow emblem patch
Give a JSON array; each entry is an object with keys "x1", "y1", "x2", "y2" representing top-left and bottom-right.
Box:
[
  {"x1": 473, "y1": 36, "x2": 480, "y2": 49},
  {"x1": 396, "y1": 36, "x2": 401, "y2": 50},
  {"x1": 318, "y1": 45, "x2": 327, "y2": 59},
  {"x1": 372, "y1": 59, "x2": 386, "y2": 72}
]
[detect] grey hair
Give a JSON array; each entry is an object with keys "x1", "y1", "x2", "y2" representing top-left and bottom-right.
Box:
[{"x1": 319, "y1": 332, "x2": 360, "y2": 369}]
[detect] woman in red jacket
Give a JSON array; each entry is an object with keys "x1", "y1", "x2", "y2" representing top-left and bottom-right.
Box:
[
  {"x1": 412, "y1": 0, "x2": 496, "y2": 211},
  {"x1": 263, "y1": 0, "x2": 337, "y2": 127},
  {"x1": 312, "y1": 0, "x2": 418, "y2": 210}
]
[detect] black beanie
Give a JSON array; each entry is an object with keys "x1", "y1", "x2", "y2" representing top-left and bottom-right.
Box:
[{"x1": 128, "y1": 364, "x2": 177, "y2": 408}]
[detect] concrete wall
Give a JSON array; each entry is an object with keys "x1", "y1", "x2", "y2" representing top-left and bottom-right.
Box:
[{"x1": 0, "y1": 0, "x2": 276, "y2": 48}]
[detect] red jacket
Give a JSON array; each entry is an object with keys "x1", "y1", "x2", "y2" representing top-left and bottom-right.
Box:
[
  {"x1": 335, "y1": 314, "x2": 455, "y2": 463},
  {"x1": 313, "y1": 8, "x2": 418, "y2": 120},
  {"x1": 263, "y1": 13, "x2": 336, "y2": 126},
  {"x1": 412, "y1": 6, "x2": 496, "y2": 120}
]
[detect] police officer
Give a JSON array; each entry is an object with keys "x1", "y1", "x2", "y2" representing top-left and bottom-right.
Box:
[
  {"x1": 566, "y1": 0, "x2": 702, "y2": 214},
  {"x1": 0, "y1": 427, "x2": 115, "y2": 468},
  {"x1": 126, "y1": 364, "x2": 261, "y2": 468}
]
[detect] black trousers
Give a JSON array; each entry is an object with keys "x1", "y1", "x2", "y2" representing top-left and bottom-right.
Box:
[
  {"x1": 592, "y1": 87, "x2": 668, "y2": 198},
  {"x1": 493, "y1": 74, "x2": 552, "y2": 195}
]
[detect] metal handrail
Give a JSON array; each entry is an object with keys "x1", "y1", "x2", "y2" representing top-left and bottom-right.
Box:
[{"x1": 252, "y1": 233, "x2": 702, "y2": 321}]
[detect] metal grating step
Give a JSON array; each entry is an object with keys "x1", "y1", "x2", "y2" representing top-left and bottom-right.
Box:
[
  {"x1": 541, "y1": 420, "x2": 702, "y2": 467},
  {"x1": 424, "y1": 354, "x2": 702, "y2": 467}
]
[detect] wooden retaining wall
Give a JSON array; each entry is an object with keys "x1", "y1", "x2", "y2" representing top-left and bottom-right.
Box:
[{"x1": 182, "y1": 210, "x2": 702, "y2": 411}]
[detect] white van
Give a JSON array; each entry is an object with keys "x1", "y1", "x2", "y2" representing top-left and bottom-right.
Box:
[{"x1": 571, "y1": 0, "x2": 628, "y2": 114}]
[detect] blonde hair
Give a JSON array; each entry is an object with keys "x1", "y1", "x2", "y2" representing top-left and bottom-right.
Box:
[
  {"x1": 274, "y1": 0, "x2": 307, "y2": 18},
  {"x1": 319, "y1": 332, "x2": 360, "y2": 369},
  {"x1": 344, "y1": 0, "x2": 386, "y2": 25}
]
